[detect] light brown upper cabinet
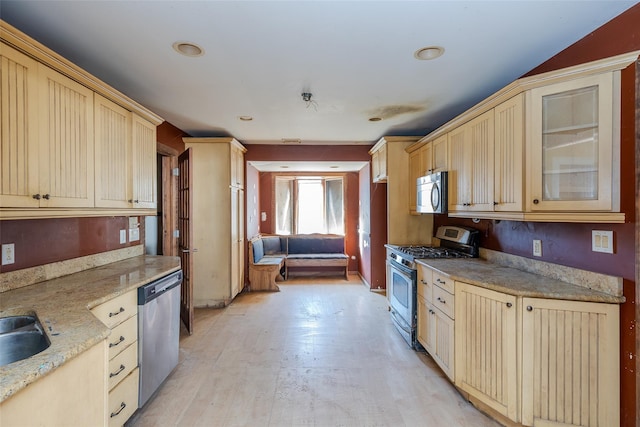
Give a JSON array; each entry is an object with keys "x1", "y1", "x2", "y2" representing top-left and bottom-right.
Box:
[
  {"x1": 405, "y1": 51, "x2": 637, "y2": 223},
  {"x1": 527, "y1": 73, "x2": 615, "y2": 212},
  {"x1": 1, "y1": 21, "x2": 163, "y2": 218},
  {"x1": 370, "y1": 142, "x2": 388, "y2": 183}
]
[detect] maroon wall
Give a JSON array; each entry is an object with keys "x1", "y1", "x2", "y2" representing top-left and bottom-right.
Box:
[
  {"x1": 157, "y1": 121, "x2": 187, "y2": 153},
  {"x1": 438, "y1": 6, "x2": 640, "y2": 425},
  {"x1": 0, "y1": 216, "x2": 142, "y2": 273}
]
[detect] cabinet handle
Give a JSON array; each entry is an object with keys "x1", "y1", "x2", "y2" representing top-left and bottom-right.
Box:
[
  {"x1": 494, "y1": 201, "x2": 499, "y2": 206},
  {"x1": 506, "y1": 302, "x2": 512, "y2": 308},
  {"x1": 526, "y1": 305, "x2": 533, "y2": 311},
  {"x1": 436, "y1": 278, "x2": 445, "y2": 284},
  {"x1": 128, "y1": 199, "x2": 140, "y2": 203},
  {"x1": 108, "y1": 307, "x2": 125, "y2": 317},
  {"x1": 33, "y1": 194, "x2": 41, "y2": 200},
  {"x1": 109, "y1": 364, "x2": 126, "y2": 378},
  {"x1": 42, "y1": 194, "x2": 50, "y2": 200},
  {"x1": 533, "y1": 199, "x2": 539, "y2": 204},
  {"x1": 420, "y1": 279, "x2": 427, "y2": 284},
  {"x1": 437, "y1": 297, "x2": 445, "y2": 304},
  {"x1": 109, "y1": 336, "x2": 125, "y2": 348},
  {"x1": 110, "y1": 402, "x2": 126, "y2": 418}
]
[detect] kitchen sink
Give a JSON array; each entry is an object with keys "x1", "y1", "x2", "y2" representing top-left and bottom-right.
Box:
[{"x1": 0, "y1": 315, "x2": 51, "y2": 366}]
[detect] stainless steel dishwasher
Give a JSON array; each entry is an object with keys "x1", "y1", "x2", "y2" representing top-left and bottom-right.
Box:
[{"x1": 137, "y1": 270, "x2": 182, "y2": 407}]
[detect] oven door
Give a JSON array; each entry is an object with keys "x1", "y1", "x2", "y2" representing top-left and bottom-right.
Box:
[{"x1": 387, "y1": 258, "x2": 417, "y2": 347}]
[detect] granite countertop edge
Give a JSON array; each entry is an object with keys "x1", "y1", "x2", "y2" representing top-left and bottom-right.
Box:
[
  {"x1": 0, "y1": 255, "x2": 181, "y2": 403},
  {"x1": 415, "y1": 258, "x2": 624, "y2": 304}
]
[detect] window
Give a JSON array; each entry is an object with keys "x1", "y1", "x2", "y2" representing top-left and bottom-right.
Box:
[{"x1": 275, "y1": 176, "x2": 344, "y2": 235}]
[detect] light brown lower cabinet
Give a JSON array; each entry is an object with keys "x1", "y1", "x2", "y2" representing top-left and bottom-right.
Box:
[
  {"x1": 521, "y1": 298, "x2": 619, "y2": 427},
  {"x1": 454, "y1": 281, "x2": 620, "y2": 427},
  {"x1": 0, "y1": 340, "x2": 108, "y2": 426},
  {"x1": 92, "y1": 288, "x2": 140, "y2": 426},
  {"x1": 455, "y1": 282, "x2": 518, "y2": 422}
]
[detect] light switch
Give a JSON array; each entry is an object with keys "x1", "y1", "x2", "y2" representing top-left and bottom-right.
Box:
[
  {"x1": 592, "y1": 230, "x2": 614, "y2": 254},
  {"x1": 2, "y1": 243, "x2": 15, "y2": 265}
]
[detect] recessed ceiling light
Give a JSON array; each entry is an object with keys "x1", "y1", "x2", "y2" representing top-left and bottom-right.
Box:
[
  {"x1": 280, "y1": 165, "x2": 289, "y2": 169},
  {"x1": 239, "y1": 116, "x2": 253, "y2": 121},
  {"x1": 414, "y1": 46, "x2": 444, "y2": 60},
  {"x1": 369, "y1": 117, "x2": 383, "y2": 122},
  {"x1": 173, "y1": 41, "x2": 204, "y2": 57},
  {"x1": 281, "y1": 138, "x2": 301, "y2": 144},
  {"x1": 330, "y1": 166, "x2": 339, "y2": 169}
]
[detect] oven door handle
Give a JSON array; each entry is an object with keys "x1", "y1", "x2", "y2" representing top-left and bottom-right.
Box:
[
  {"x1": 389, "y1": 258, "x2": 414, "y2": 276},
  {"x1": 390, "y1": 309, "x2": 412, "y2": 334}
]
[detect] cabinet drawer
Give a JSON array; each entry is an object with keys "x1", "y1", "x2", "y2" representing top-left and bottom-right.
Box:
[
  {"x1": 417, "y1": 265, "x2": 433, "y2": 300},
  {"x1": 108, "y1": 341, "x2": 138, "y2": 391},
  {"x1": 432, "y1": 285, "x2": 455, "y2": 319},
  {"x1": 108, "y1": 367, "x2": 139, "y2": 427},
  {"x1": 92, "y1": 290, "x2": 137, "y2": 329},
  {"x1": 108, "y1": 315, "x2": 137, "y2": 360},
  {"x1": 432, "y1": 271, "x2": 454, "y2": 294}
]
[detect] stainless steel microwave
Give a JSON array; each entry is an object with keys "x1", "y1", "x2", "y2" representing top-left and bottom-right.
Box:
[{"x1": 416, "y1": 171, "x2": 447, "y2": 214}]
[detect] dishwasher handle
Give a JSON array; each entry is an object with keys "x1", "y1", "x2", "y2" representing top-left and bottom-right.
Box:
[{"x1": 138, "y1": 270, "x2": 183, "y2": 305}]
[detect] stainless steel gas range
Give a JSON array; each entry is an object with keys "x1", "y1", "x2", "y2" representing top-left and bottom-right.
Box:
[{"x1": 386, "y1": 225, "x2": 479, "y2": 349}]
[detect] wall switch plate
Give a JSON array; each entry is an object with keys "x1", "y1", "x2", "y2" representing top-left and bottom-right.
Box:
[
  {"x1": 119, "y1": 229, "x2": 127, "y2": 244},
  {"x1": 2, "y1": 243, "x2": 15, "y2": 265},
  {"x1": 533, "y1": 240, "x2": 542, "y2": 257},
  {"x1": 592, "y1": 230, "x2": 614, "y2": 254},
  {"x1": 129, "y1": 228, "x2": 140, "y2": 242}
]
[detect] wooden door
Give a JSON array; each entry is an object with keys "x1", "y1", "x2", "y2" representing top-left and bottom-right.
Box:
[{"x1": 178, "y1": 148, "x2": 194, "y2": 335}]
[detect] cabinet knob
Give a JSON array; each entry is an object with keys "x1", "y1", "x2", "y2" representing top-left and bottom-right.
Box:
[
  {"x1": 493, "y1": 201, "x2": 499, "y2": 206},
  {"x1": 32, "y1": 194, "x2": 41, "y2": 200},
  {"x1": 506, "y1": 302, "x2": 512, "y2": 308},
  {"x1": 42, "y1": 194, "x2": 50, "y2": 200},
  {"x1": 533, "y1": 199, "x2": 539, "y2": 204},
  {"x1": 526, "y1": 305, "x2": 533, "y2": 311}
]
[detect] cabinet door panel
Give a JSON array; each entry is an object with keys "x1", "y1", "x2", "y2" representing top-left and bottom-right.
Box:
[
  {"x1": 447, "y1": 127, "x2": 469, "y2": 210},
  {"x1": 494, "y1": 94, "x2": 524, "y2": 211},
  {"x1": 0, "y1": 44, "x2": 40, "y2": 208},
  {"x1": 132, "y1": 114, "x2": 156, "y2": 209},
  {"x1": 455, "y1": 282, "x2": 517, "y2": 421},
  {"x1": 38, "y1": 64, "x2": 94, "y2": 208},
  {"x1": 521, "y1": 298, "x2": 619, "y2": 427},
  {"x1": 432, "y1": 134, "x2": 448, "y2": 172},
  {"x1": 528, "y1": 73, "x2": 614, "y2": 211},
  {"x1": 432, "y1": 306, "x2": 454, "y2": 380},
  {"x1": 468, "y1": 110, "x2": 494, "y2": 211},
  {"x1": 95, "y1": 94, "x2": 131, "y2": 208}
]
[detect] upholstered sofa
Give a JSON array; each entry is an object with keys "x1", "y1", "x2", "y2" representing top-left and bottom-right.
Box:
[{"x1": 248, "y1": 234, "x2": 349, "y2": 291}]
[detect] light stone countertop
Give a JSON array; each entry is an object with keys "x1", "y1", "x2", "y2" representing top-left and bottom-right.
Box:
[
  {"x1": 0, "y1": 255, "x2": 181, "y2": 403},
  {"x1": 416, "y1": 258, "x2": 625, "y2": 304}
]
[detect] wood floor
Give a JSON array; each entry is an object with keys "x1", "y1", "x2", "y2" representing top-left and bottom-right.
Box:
[{"x1": 127, "y1": 276, "x2": 500, "y2": 427}]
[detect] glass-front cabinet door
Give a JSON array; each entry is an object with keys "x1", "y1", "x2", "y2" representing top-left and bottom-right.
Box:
[{"x1": 528, "y1": 72, "x2": 616, "y2": 211}]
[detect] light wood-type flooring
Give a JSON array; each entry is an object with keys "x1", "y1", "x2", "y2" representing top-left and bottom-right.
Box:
[{"x1": 127, "y1": 276, "x2": 500, "y2": 427}]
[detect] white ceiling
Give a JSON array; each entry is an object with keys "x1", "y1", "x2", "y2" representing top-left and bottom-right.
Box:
[{"x1": 2, "y1": 1, "x2": 636, "y2": 148}]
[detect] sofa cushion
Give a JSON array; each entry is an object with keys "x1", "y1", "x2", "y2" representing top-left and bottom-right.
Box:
[
  {"x1": 263, "y1": 236, "x2": 283, "y2": 255},
  {"x1": 252, "y1": 238, "x2": 264, "y2": 263},
  {"x1": 287, "y1": 236, "x2": 344, "y2": 254},
  {"x1": 286, "y1": 253, "x2": 348, "y2": 260}
]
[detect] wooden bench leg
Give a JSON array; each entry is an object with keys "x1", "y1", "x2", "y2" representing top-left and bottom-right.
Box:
[{"x1": 249, "y1": 265, "x2": 281, "y2": 292}]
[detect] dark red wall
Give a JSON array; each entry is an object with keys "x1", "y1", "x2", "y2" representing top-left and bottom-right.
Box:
[
  {"x1": 0, "y1": 217, "x2": 141, "y2": 273},
  {"x1": 157, "y1": 121, "x2": 187, "y2": 153},
  {"x1": 438, "y1": 6, "x2": 640, "y2": 425}
]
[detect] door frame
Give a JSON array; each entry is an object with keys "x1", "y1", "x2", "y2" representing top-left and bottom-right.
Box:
[{"x1": 157, "y1": 142, "x2": 179, "y2": 257}]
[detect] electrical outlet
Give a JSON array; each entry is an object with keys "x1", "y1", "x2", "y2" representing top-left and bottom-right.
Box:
[
  {"x1": 129, "y1": 228, "x2": 140, "y2": 242},
  {"x1": 2, "y1": 243, "x2": 15, "y2": 265},
  {"x1": 592, "y1": 230, "x2": 614, "y2": 254},
  {"x1": 119, "y1": 229, "x2": 127, "y2": 244},
  {"x1": 533, "y1": 240, "x2": 542, "y2": 257}
]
